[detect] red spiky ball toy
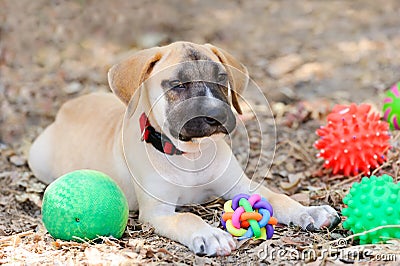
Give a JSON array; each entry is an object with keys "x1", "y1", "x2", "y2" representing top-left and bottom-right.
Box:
[{"x1": 314, "y1": 103, "x2": 391, "y2": 176}]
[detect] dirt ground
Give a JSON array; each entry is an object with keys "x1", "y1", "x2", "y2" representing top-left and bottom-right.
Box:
[{"x1": 1, "y1": 0, "x2": 400, "y2": 265}]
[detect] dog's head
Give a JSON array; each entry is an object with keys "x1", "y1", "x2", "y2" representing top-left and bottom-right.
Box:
[{"x1": 108, "y1": 42, "x2": 248, "y2": 146}]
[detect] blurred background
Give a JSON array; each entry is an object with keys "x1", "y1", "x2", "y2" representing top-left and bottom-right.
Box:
[
  {"x1": 1, "y1": 2, "x2": 400, "y2": 263},
  {"x1": 1, "y1": 0, "x2": 400, "y2": 146}
]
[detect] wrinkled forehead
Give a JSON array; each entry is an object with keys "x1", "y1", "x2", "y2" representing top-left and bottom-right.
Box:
[
  {"x1": 151, "y1": 44, "x2": 225, "y2": 82},
  {"x1": 176, "y1": 60, "x2": 224, "y2": 83}
]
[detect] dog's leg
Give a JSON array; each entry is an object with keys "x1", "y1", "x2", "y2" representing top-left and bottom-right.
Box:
[
  {"x1": 215, "y1": 152, "x2": 340, "y2": 231},
  {"x1": 136, "y1": 190, "x2": 236, "y2": 256}
]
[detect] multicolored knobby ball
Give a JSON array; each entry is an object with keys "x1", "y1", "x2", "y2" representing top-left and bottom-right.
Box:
[
  {"x1": 314, "y1": 103, "x2": 391, "y2": 176},
  {"x1": 342, "y1": 175, "x2": 400, "y2": 244},
  {"x1": 42, "y1": 169, "x2": 129, "y2": 241},
  {"x1": 383, "y1": 82, "x2": 400, "y2": 130},
  {"x1": 221, "y1": 194, "x2": 277, "y2": 240}
]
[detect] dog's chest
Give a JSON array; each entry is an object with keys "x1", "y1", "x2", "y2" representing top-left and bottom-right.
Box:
[{"x1": 153, "y1": 152, "x2": 220, "y2": 187}]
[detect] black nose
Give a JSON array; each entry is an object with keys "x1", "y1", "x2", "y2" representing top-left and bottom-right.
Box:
[{"x1": 171, "y1": 104, "x2": 236, "y2": 141}]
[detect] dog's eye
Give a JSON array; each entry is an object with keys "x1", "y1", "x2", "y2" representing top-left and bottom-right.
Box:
[
  {"x1": 217, "y1": 73, "x2": 227, "y2": 82},
  {"x1": 169, "y1": 80, "x2": 185, "y2": 89}
]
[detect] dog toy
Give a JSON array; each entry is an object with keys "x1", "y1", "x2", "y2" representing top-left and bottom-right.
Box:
[
  {"x1": 314, "y1": 103, "x2": 390, "y2": 176},
  {"x1": 342, "y1": 175, "x2": 400, "y2": 244},
  {"x1": 383, "y1": 82, "x2": 400, "y2": 130},
  {"x1": 42, "y1": 169, "x2": 129, "y2": 241},
  {"x1": 220, "y1": 194, "x2": 277, "y2": 240}
]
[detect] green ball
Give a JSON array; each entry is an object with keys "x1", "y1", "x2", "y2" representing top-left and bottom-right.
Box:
[
  {"x1": 42, "y1": 170, "x2": 129, "y2": 241},
  {"x1": 383, "y1": 82, "x2": 400, "y2": 130},
  {"x1": 342, "y1": 175, "x2": 400, "y2": 244}
]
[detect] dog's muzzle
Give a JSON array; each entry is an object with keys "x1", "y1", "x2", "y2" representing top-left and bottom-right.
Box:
[{"x1": 167, "y1": 98, "x2": 236, "y2": 142}]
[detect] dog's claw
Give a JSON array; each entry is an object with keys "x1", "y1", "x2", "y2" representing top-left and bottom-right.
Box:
[
  {"x1": 193, "y1": 236, "x2": 207, "y2": 256},
  {"x1": 279, "y1": 205, "x2": 340, "y2": 231},
  {"x1": 306, "y1": 223, "x2": 316, "y2": 232},
  {"x1": 328, "y1": 215, "x2": 341, "y2": 230},
  {"x1": 302, "y1": 205, "x2": 340, "y2": 230},
  {"x1": 190, "y1": 227, "x2": 236, "y2": 256}
]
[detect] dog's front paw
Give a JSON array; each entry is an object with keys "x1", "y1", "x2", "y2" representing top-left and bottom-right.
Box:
[
  {"x1": 189, "y1": 226, "x2": 236, "y2": 256},
  {"x1": 293, "y1": 205, "x2": 340, "y2": 231}
]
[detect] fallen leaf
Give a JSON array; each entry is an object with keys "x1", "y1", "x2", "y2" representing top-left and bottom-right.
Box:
[
  {"x1": 63, "y1": 81, "x2": 83, "y2": 94},
  {"x1": 84, "y1": 247, "x2": 102, "y2": 265},
  {"x1": 15, "y1": 193, "x2": 42, "y2": 207},
  {"x1": 280, "y1": 174, "x2": 303, "y2": 190},
  {"x1": 123, "y1": 251, "x2": 138, "y2": 259},
  {"x1": 9, "y1": 155, "x2": 26, "y2": 167},
  {"x1": 26, "y1": 181, "x2": 46, "y2": 193},
  {"x1": 281, "y1": 236, "x2": 306, "y2": 246},
  {"x1": 267, "y1": 54, "x2": 303, "y2": 79},
  {"x1": 288, "y1": 173, "x2": 305, "y2": 184}
]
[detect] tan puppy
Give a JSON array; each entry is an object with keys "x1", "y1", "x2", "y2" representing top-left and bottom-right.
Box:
[{"x1": 29, "y1": 42, "x2": 339, "y2": 256}]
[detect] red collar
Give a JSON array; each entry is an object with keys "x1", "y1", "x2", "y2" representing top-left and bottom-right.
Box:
[{"x1": 139, "y1": 113, "x2": 184, "y2": 155}]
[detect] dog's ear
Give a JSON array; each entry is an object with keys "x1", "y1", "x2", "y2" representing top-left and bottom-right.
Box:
[
  {"x1": 204, "y1": 44, "x2": 249, "y2": 114},
  {"x1": 108, "y1": 47, "x2": 163, "y2": 105}
]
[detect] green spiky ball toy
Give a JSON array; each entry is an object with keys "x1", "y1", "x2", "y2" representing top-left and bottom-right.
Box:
[
  {"x1": 42, "y1": 170, "x2": 129, "y2": 241},
  {"x1": 342, "y1": 175, "x2": 400, "y2": 244}
]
